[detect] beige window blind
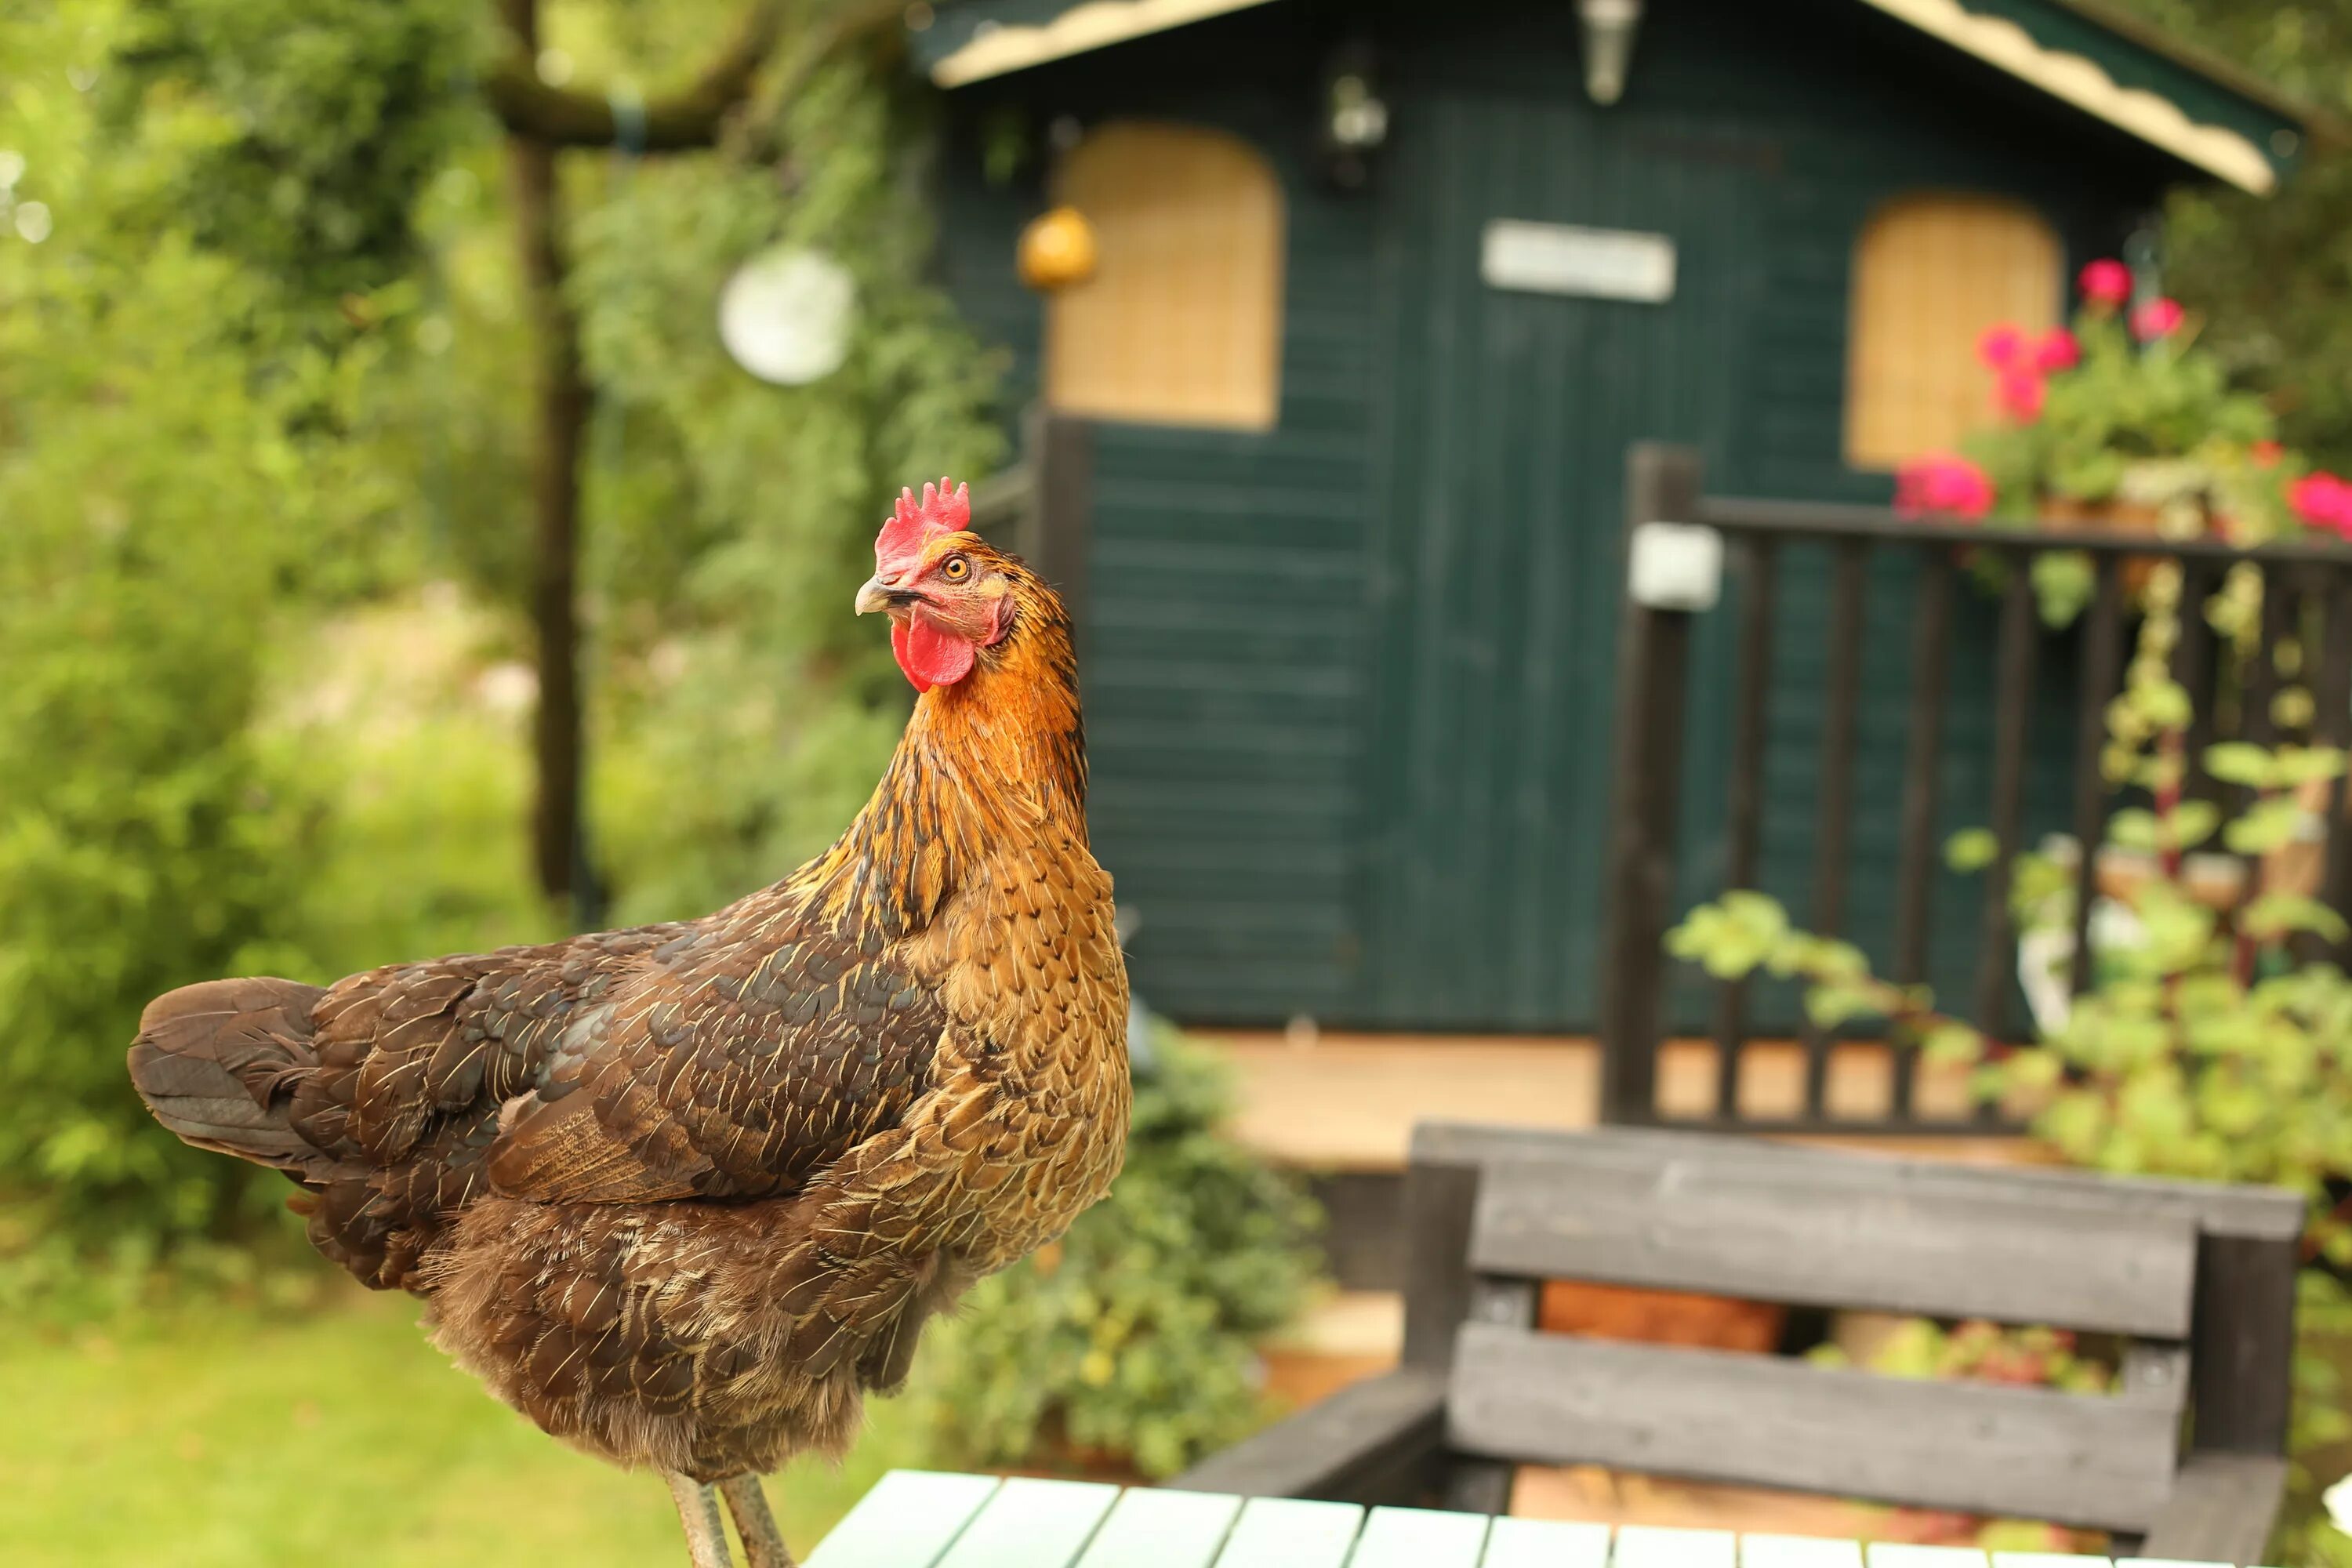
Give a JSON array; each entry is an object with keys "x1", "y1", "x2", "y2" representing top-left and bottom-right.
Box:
[
  {"x1": 1844, "y1": 194, "x2": 2062, "y2": 469},
  {"x1": 1047, "y1": 122, "x2": 1285, "y2": 431}
]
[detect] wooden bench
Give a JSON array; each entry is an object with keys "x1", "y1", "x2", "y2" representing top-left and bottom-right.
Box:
[
  {"x1": 806, "y1": 1470, "x2": 2291, "y2": 1567},
  {"x1": 1171, "y1": 1123, "x2": 2306, "y2": 1566}
]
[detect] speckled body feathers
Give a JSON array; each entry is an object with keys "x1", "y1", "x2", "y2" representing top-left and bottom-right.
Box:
[{"x1": 129, "y1": 543, "x2": 1128, "y2": 1481}]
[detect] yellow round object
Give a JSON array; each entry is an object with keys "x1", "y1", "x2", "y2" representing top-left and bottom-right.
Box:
[{"x1": 1018, "y1": 206, "x2": 1098, "y2": 291}]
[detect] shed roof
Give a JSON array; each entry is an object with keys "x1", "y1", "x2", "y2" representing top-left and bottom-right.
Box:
[{"x1": 906, "y1": 0, "x2": 2311, "y2": 194}]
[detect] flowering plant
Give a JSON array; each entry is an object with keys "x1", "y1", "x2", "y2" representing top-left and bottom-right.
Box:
[{"x1": 1893, "y1": 259, "x2": 2348, "y2": 621}]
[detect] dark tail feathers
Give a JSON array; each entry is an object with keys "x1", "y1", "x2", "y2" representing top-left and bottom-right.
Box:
[{"x1": 128, "y1": 977, "x2": 330, "y2": 1174}]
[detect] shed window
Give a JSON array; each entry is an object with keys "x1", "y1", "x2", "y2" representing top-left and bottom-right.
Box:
[
  {"x1": 1844, "y1": 195, "x2": 2062, "y2": 469},
  {"x1": 1047, "y1": 122, "x2": 1284, "y2": 431}
]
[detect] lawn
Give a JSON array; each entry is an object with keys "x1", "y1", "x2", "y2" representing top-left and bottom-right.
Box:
[{"x1": 0, "y1": 1283, "x2": 937, "y2": 1567}]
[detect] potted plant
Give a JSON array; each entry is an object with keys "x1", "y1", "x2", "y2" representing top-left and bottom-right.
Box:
[{"x1": 1893, "y1": 259, "x2": 2349, "y2": 623}]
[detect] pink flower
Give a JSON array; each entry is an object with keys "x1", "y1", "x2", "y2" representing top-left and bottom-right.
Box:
[
  {"x1": 1896, "y1": 453, "x2": 1995, "y2": 520},
  {"x1": 1995, "y1": 368, "x2": 2046, "y2": 422},
  {"x1": 2132, "y1": 297, "x2": 2186, "y2": 340},
  {"x1": 2251, "y1": 440, "x2": 2284, "y2": 468},
  {"x1": 2290, "y1": 472, "x2": 2352, "y2": 539},
  {"x1": 2034, "y1": 327, "x2": 2080, "y2": 372},
  {"x1": 2078, "y1": 258, "x2": 2132, "y2": 308},
  {"x1": 1977, "y1": 325, "x2": 2027, "y2": 371}
]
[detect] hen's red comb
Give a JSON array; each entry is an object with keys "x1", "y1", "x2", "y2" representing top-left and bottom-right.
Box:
[{"x1": 875, "y1": 478, "x2": 971, "y2": 579}]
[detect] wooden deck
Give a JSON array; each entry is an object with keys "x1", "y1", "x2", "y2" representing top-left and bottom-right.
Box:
[
  {"x1": 1196, "y1": 1031, "x2": 2053, "y2": 1173},
  {"x1": 806, "y1": 1472, "x2": 2250, "y2": 1568}
]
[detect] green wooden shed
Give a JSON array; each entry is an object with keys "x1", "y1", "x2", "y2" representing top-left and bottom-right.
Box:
[{"x1": 911, "y1": 0, "x2": 2307, "y2": 1033}]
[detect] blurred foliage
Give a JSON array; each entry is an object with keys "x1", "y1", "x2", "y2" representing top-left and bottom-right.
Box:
[
  {"x1": 2109, "y1": 2, "x2": 2352, "y2": 469},
  {"x1": 0, "y1": 0, "x2": 395, "y2": 1272},
  {"x1": 572, "y1": 60, "x2": 1007, "y2": 921},
  {"x1": 99, "y1": 0, "x2": 482, "y2": 318},
  {"x1": 1670, "y1": 570, "x2": 2352, "y2": 1559},
  {"x1": 0, "y1": 0, "x2": 1004, "y2": 1281},
  {"x1": 925, "y1": 1021, "x2": 1323, "y2": 1480}
]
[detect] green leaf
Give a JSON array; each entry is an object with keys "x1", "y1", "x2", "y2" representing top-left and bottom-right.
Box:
[
  {"x1": 1919, "y1": 1023, "x2": 1984, "y2": 1067},
  {"x1": 2223, "y1": 797, "x2": 2306, "y2": 855},
  {"x1": 1945, "y1": 827, "x2": 1999, "y2": 873},
  {"x1": 2169, "y1": 799, "x2": 2222, "y2": 849},
  {"x1": 2245, "y1": 893, "x2": 2351, "y2": 944},
  {"x1": 2204, "y1": 742, "x2": 2278, "y2": 789},
  {"x1": 2274, "y1": 746, "x2": 2347, "y2": 787},
  {"x1": 2107, "y1": 808, "x2": 2159, "y2": 851}
]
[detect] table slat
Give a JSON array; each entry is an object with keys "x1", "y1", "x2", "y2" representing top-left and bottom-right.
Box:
[
  {"x1": 1742, "y1": 1534, "x2": 1865, "y2": 1568},
  {"x1": 1989, "y1": 1555, "x2": 2113, "y2": 1568},
  {"x1": 1072, "y1": 1488, "x2": 1244, "y2": 1568},
  {"x1": 928, "y1": 1476, "x2": 1119, "y2": 1568},
  {"x1": 1348, "y1": 1505, "x2": 1489, "y2": 1567},
  {"x1": 1618, "y1": 1526, "x2": 1740, "y2": 1568},
  {"x1": 1479, "y1": 1518, "x2": 1612, "y2": 1568},
  {"x1": 1211, "y1": 1497, "x2": 1363, "y2": 1568},
  {"x1": 804, "y1": 1471, "x2": 1003, "y2": 1568}
]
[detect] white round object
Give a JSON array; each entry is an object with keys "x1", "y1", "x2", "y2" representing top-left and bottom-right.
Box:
[{"x1": 717, "y1": 245, "x2": 855, "y2": 386}]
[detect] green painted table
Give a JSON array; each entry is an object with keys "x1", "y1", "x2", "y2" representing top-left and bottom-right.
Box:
[{"x1": 805, "y1": 1472, "x2": 2270, "y2": 1568}]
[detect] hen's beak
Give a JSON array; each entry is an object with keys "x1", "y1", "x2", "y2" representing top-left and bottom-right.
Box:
[{"x1": 855, "y1": 576, "x2": 895, "y2": 616}]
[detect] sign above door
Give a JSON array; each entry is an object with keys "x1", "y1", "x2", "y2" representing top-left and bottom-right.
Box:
[{"x1": 1480, "y1": 220, "x2": 1677, "y2": 303}]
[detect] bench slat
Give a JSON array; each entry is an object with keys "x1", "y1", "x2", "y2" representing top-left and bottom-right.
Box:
[
  {"x1": 1446, "y1": 1323, "x2": 2180, "y2": 1530},
  {"x1": 1469, "y1": 1155, "x2": 2197, "y2": 1337},
  {"x1": 1409, "y1": 1123, "x2": 2304, "y2": 1242},
  {"x1": 805, "y1": 1471, "x2": 1004, "y2": 1568}
]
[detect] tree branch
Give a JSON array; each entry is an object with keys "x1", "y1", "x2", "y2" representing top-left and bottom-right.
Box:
[{"x1": 484, "y1": 0, "x2": 901, "y2": 151}]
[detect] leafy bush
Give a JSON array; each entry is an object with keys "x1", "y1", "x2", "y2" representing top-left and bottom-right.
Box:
[
  {"x1": 924, "y1": 1018, "x2": 1323, "y2": 1479},
  {"x1": 1669, "y1": 569, "x2": 2352, "y2": 1555},
  {"x1": 572, "y1": 61, "x2": 1010, "y2": 922}
]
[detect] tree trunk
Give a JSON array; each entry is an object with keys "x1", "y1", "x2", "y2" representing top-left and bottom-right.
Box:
[
  {"x1": 511, "y1": 133, "x2": 589, "y2": 910},
  {"x1": 504, "y1": 0, "x2": 591, "y2": 914}
]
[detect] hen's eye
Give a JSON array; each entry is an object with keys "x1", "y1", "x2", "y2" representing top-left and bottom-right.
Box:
[{"x1": 940, "y1": 554, "x2": 971, "y2": 582}]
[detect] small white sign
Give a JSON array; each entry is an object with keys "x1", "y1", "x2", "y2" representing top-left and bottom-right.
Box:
[
  {"x1": 1628, "y1": 521, "x2": 1722, "y2": 612},
  {"x1": 1482, "y1": 219, "x2": 1676, "y2": 303}
]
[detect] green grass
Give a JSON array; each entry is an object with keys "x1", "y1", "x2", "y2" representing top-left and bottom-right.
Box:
[{"x1": 0, "y1": 1285, "x2": 938, "y2": 1567}]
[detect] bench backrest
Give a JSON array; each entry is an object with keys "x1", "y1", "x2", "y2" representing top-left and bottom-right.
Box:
[{"x1": 1402, "y1": 1123, "x2": 2303, "y2": 1534}]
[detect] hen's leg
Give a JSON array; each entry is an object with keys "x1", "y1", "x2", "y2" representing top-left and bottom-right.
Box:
[
  {"x1": 662, "y1": 1469, "x2": 736, "y2": 1568},
  {"x1": 720, "y1": 1474, "x2": 797, "y2": 1568}
]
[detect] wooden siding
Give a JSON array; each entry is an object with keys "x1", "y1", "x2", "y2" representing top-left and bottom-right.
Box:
[{"x1": 933, "y1": 0, "x2": 2179, "y2": 1032}]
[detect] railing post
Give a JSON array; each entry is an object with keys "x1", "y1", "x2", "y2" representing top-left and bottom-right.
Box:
[
  {"x1": 1598, "y1": 442, "x2": 1704, "y2": 1123},
  {"x1": 1025, "y1": 406, "x2": 1094, "y2": 634}
]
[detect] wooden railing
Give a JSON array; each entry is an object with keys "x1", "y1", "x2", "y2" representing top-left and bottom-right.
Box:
[
  {"x1": 1598, "y1": 442, "x2": 2352, "y2": 1132},
  {"x1": 967, "y1": 408, "x2": 1094, "y2": 626}
]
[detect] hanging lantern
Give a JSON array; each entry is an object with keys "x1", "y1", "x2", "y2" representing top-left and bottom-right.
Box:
[
  {"x1": 1018, "y1": 206, "x2": 1098, "y2": 292},
  {"x1": 1578, "y1": 0, "x2": 1645, "y2": 105}
]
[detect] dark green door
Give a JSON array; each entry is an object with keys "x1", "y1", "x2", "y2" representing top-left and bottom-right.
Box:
[{"x1": 1355, "y1": 86, "x2": 1759, "y2": 1031}]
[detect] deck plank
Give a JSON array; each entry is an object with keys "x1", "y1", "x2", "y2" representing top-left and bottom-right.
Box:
[
  {"x1": 1346, "y1": 1505, "x2": 1488, "y2": 1567},
  {"x1": 1211, "y1": 1497, "x2": 1364, "y2": 1568},
  {"x1": 1743, "y1": 1534, "x2": 1865, "y2": 1568},
  {"x1": 804, "y1": 1471, "x2": 1004, "y2": 1568},
  {"x1": 1477, "y1": 1517, "x2": 1612, "y2": 1568},
  {"x1": 1072, "y1": 1489, "x2": 1244, "y2": 1568},
  {"x1": 929, "y1": 1477, "x2": 1119, "y2": 1568}
]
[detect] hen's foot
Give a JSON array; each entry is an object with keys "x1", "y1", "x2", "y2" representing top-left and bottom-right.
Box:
[
  {"x1": 662, "y1": 1468, "x2": 736, "y2": 1568},
  {"x1": 720, "y1": 1474, "x2": 797, "y2": 1568}
]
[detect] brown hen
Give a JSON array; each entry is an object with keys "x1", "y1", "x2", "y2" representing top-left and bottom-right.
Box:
[{"x1": 127, "y1": 481, "x2": 1131, "y2": 1568}]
